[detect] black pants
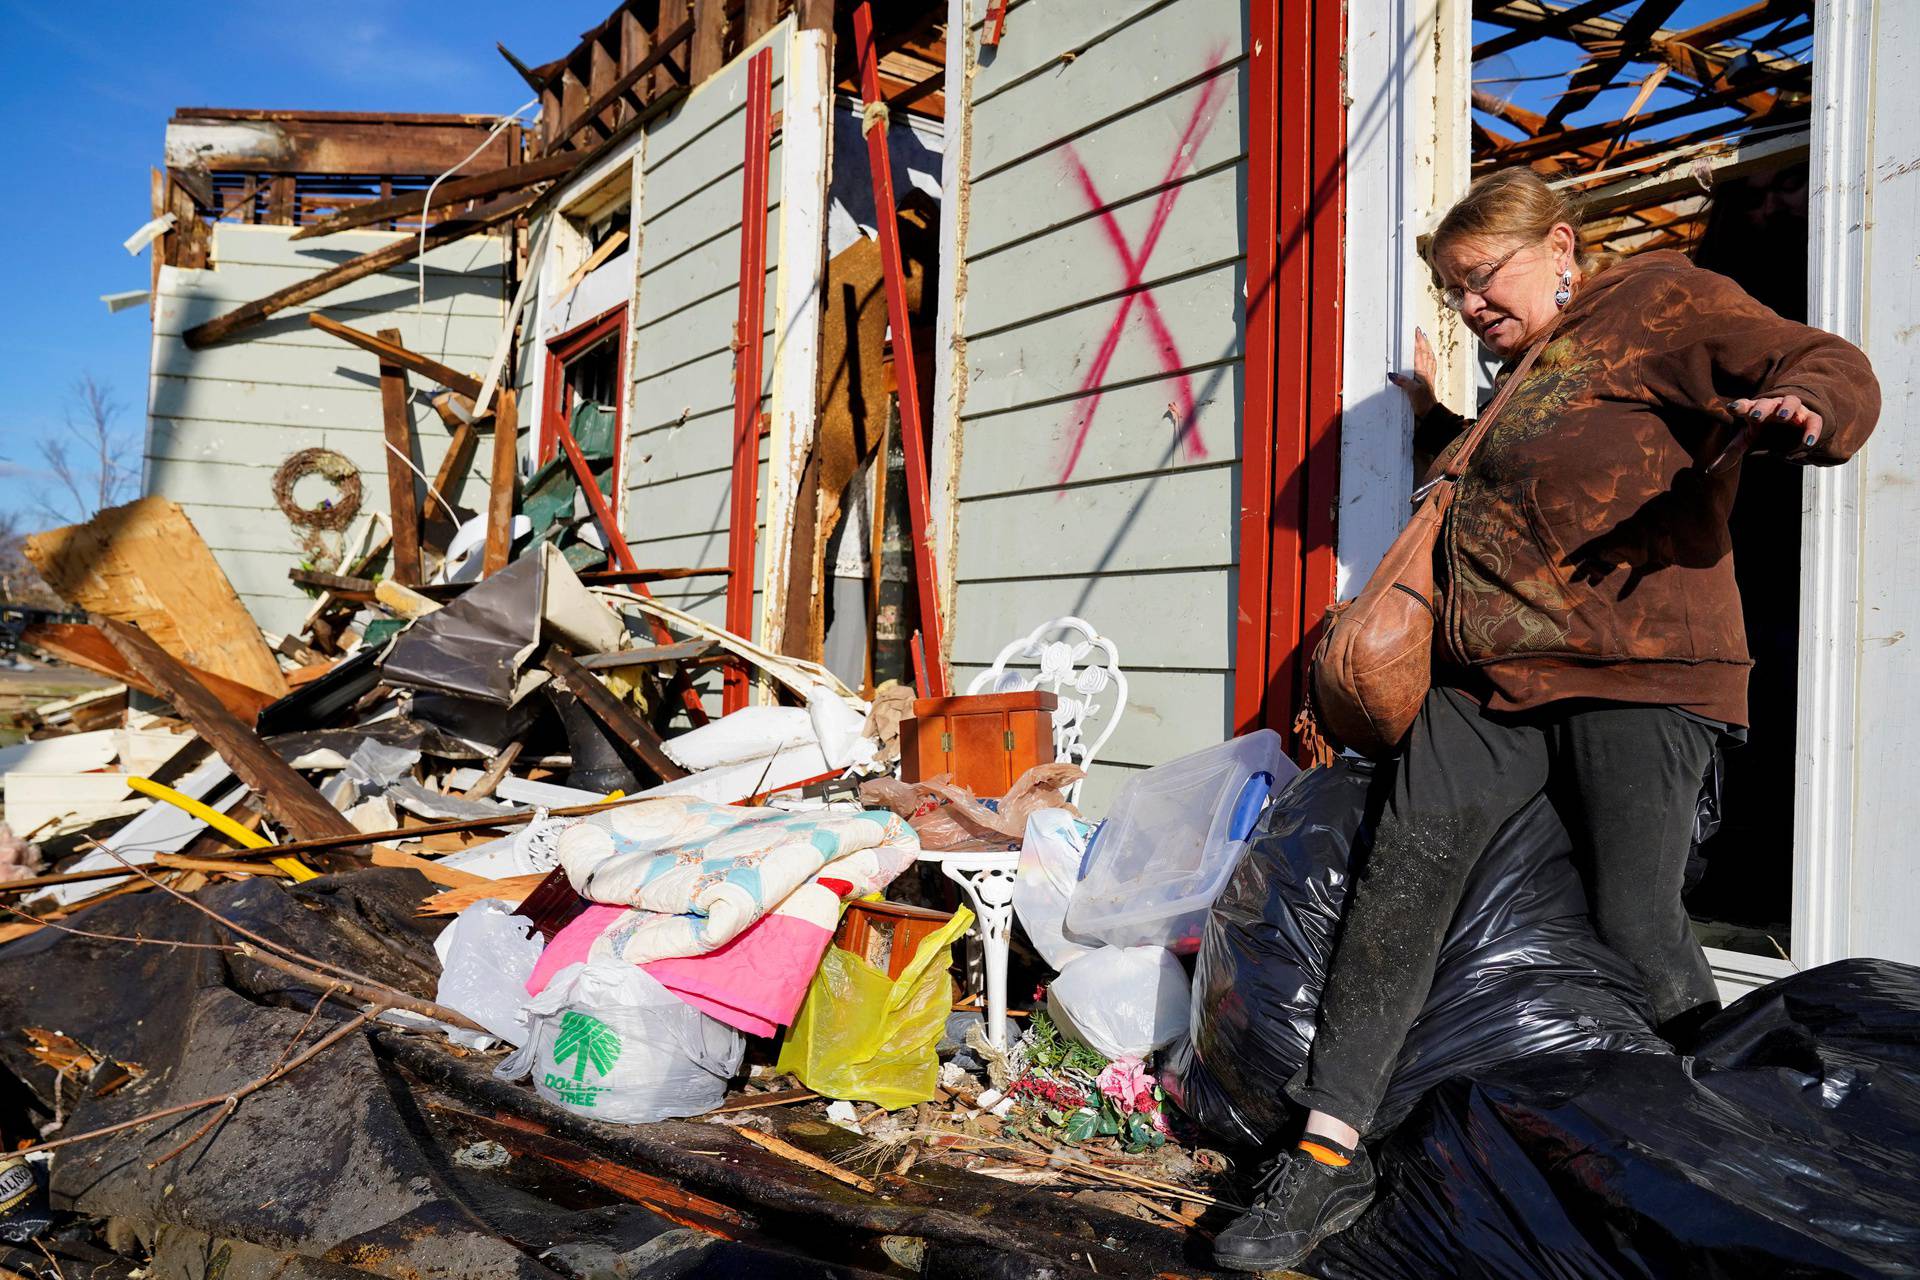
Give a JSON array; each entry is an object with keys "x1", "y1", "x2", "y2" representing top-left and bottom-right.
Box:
[{"x1": 1287, "y1": 686, "x2": 1721, "y2": 1135}]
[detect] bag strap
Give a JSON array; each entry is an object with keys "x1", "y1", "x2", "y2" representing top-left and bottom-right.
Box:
[{"x1": 1437, "y1": 319, "x2": 1562, "y2": 484}]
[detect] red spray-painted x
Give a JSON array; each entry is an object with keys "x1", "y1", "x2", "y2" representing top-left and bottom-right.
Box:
[{"x1": 1056, "y1": 68, "x2": 1229, "y2": 488}]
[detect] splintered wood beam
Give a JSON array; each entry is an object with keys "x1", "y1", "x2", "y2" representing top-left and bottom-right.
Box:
[
  {"x1": 543, "y1": 19, "x2": 695, "y2": 156},
  {"x1": 1474, "y1": 0, "x2": 1628, "y2": 60},
  {"x1": 887, "y1": 69, "x2": 946, "y2": 114},
  {"x1": 499, "y1": 41, "x2": 552, "y2": 94},
  {"x1": 853, "y1": 0, "x2": 948, "y2": 698},
  {"x1": 22, "y1": 623, "x2": 278, "y2": 722},
  {"x1": 91, "y1": 616, "x2": 364, "y2": 846},
  {"x1": 1668, "y1": 0, "x2": 1806, "y2": 51},
  {"x1": 1539, "y1": 0, "x2": 1686, "y2": 133},
  {"x1": 482, "y1": 387, "x2": 519, "y2": 576},
  {"x1": 291, "y1": 153, "x2": 574, "y2": 240},
  {"x1": 541, "y1": 649, "x2": 688, "y2": 782},
  {"x1": 309, "y1": 314, "x2": 483, "y2": 399},
  {"x1": 723, "y1": 48, "x2": 774, "y2": 715},
  {"x1": 425, "y1": 417, "x2": 480, "y2": 553},
  {"x1": 1488, "y1": 65, "x2": 1809, "y2": 166},
  {"x1": 691, "y1": 0, "x2": 725, "y2": 83},
  {"x1": 183, "y1": 191, "x2": 535, "y2": 349},
  {"x1": 375, "y1": 327, "x2": 423, "y2": 586}
]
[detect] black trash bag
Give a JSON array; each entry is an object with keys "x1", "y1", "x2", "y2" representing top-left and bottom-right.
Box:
[
  {"x1": 1163, "y1": 758, "x2": 1669, "y2": 1144},
  {"x1": 1312, "y1": 959, "x2": 1920, "y2": 1280}
]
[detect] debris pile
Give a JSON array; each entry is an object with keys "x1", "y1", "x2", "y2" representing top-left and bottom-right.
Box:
[{"x1": 0, "y1": 497, "x2": 1248, "y2": 1279}]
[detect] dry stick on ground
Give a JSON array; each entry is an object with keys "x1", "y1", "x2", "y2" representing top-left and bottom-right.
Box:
[
  {"x1": 859, "y1": 1130, "x2": 1242, "y2": 1211},
  {"x1": 16, "y1": 1009, "x2": 381, "y2": 1160},
  {"x1": 736, "y1": 1128, "x2": 878, "y2": 1194}
]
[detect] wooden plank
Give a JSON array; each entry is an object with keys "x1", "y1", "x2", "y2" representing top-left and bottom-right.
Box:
[
  {"x1": 164, "y1": 114, "x2": 516, "y2": 176},
  {"x1": 482, "y1": 387, "x2": 519, "y2": 575},
  {"x1": 19, "y1": 623, "x2": 279, "y2": 724},
  {"x1": 855, "y1": 1, "x2": 946, "y2": 695},
  {"x1": 744, "y1": 0, "x2": 779, "y2": 45},
  {"x1": 425, "y1": 417, "x2": 482, "y2": 552},
  {"x1": 376, "y1": 327, "x2": 424, "y2": 586},
  {"x1": 724, "y1": 48, "x2": 775, "y2": 714},
  {"x1": 183, "y1": 191, "x2": 534, "y2": 349},
  {"x1": 290, "y1": 154, "x2": 574, "y2": 241},
  {"x1": 540, "y1": 649, "x2": 688, "y2": 782},
  {"x1": 691, "y1": 0, "x2": 726, "y2": 83},
  {"x1": 281, "y1": 298, "x2": 493, "y2": 373},
  {"x1": 970, "y1": 75, "x2": 1243, "y2": 254},
  {"x1": 544, "y1": 19, "x2": 696, "y2": 156},
  {"x1": 960, "y1": 264, "x2": 1243, "y2": 417},
  {"x1": 951, "y1": 571, "x2": 1236, "y2": 670},
  {"x1": 968, "y1": 0, "x2": 1171, "y2": 106},
  {"x1": 955, "y1": 468, "x2": 1233, "y2": 582},
  {"x1": 964, "y1": 165, "x2": 1243, "y2": 337},
  {"x1": 23, "y1": 497, "x2": 288, "y2": 697},
  {"x1": 92, "y1": 617, "x2": 362, "y2": 846},
  {"x1": 954, "y1": 374, "x2": 1239, "y2": 497},
  {"x1": 574, "y1": 638, "x2": 719, "y2": 669}
]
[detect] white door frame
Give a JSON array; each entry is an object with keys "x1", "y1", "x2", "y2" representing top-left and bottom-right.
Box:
[{"x1": 1790, "y1": 0, "x2": 1876, "y2": 971}]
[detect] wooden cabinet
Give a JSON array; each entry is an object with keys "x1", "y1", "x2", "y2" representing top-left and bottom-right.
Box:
[{"x1": 900, "y1": 690, "x2": 1058, "y2": 796}]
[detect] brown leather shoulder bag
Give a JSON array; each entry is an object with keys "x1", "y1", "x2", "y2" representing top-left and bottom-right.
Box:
[{"x1": 1303, "y1": 333, "x2": 1553, "y2": 759}]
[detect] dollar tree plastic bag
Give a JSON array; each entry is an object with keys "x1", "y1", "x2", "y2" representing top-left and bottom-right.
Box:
[
  {"x1": 1164, "y1": 757, "x2": 1667, "y2": 1144},
  {"x1": 776, "y1": 906, "x2": 974, "y2": 1109},
  {"x1": 495, "y1": 959, "x2": 744, "y2": 1123}
]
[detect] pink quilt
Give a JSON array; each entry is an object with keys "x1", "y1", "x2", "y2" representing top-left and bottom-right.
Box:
[{"x1": 527, "y1": 878, "x2": 849, "y2": 1037}]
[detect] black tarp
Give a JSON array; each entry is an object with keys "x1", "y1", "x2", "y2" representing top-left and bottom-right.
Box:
[
  {"x1": 1165, "y1": 759, "x2": 1668, "y2": 1144},
  {"x1": 1312, "y1": 959, "x2": 1920, "y2": 1280}
]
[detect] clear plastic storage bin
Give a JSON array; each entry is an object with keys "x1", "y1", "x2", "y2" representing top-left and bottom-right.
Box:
[{"x1": 1065, "y1": 730, "x2": 1293, "y2": 952}]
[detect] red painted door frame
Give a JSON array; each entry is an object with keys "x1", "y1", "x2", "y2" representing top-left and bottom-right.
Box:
[
  {"x1": 723, "y1": 47, "x2": 775, "y2": 714},
  {"x1": 539, "y1": 301, "x2": 630, "y2": 534},
  {"x1": 1234, "y1": 0, "x2": 1346, "y2": 741}
]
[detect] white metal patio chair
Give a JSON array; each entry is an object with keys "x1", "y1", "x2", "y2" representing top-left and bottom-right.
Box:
[{"x1": 924, "y1": 616, "x2": 1129, "y2": 1046}]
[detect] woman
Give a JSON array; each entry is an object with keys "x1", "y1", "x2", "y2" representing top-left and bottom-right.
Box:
[{"x1": 1214, "y1": 167, "x2": 1881, "y2": 1273}]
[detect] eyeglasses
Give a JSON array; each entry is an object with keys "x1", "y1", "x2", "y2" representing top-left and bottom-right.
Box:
[{"x1": 1440, "y1": 246, "x2": 1522, "y2": 311}]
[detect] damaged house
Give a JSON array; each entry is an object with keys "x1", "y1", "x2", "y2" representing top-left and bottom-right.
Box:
[
  {"x1": 133, "y1": 0, "x2": 1920, "y2": 1004},
  {"x1": 0, "y1": 1, "x2": 1909, "y2": 1277}
]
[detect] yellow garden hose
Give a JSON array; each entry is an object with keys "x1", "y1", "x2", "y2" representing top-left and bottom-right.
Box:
[{"x1": 127, "y1": 776, "x2": 319, "y2": 882}]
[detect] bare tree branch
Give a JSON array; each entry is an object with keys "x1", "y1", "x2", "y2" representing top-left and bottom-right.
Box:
[{"x1": 34, "y1": 374, "x2": 137, "y2": 526}]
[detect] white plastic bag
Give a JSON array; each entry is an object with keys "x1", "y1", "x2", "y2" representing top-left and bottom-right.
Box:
[
  {"x1": 662, "y1": 706, "x2": 816, "y2": 772},
  {"x1": 1046, "y1": 945, "x2": 1190, "y2": 1060},
  {"x1": 806, "y1": 682, "x2": 872, "y2": 770},
  {"x1": 1013, "y1": 810, "x2": 1100, "y2": 970},
  {"x1": 433, "y1": 902, "x2": 544, "y2": 1049},
  {"x1": 495, "y1": 960, "x2": 744, "y2": 1123}
]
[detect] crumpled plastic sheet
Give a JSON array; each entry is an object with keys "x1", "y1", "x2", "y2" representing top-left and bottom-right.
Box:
[
  {"x1": 859, "y1": 763, "x2": 1084, "y2": 851},
  {"x1": 1311, "y1": 958, "x2": 1920, "y2": 1280},
  {"x1": 1164, "y1": 757, "x2": 1667, "y2": 1144}
]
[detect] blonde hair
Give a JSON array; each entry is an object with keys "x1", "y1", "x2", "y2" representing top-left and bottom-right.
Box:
[{"x1": 1423, "y1": 167, "x2": 1602, "y2": 281}]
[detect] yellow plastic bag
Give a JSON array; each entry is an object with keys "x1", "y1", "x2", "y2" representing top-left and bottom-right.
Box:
[{"x1": 775, "y1": 906, "x2": 974, "y2": 1110}]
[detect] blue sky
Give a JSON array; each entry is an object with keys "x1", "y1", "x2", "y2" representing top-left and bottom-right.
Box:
[
  {"x1": 0, "y1": 2, "x2": 1811, "y2": 534},
  {"x1": 0, "y1": 0, "x2": 608, "y2": 527}
]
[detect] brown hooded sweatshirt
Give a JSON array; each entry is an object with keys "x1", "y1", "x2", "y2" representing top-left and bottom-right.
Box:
[{"x1": 1415, "y1": 250, "x2": 1880, "y2": 728}]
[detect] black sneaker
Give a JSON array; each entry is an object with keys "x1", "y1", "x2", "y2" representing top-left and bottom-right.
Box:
[{"x1": 1213, "y1": 1141, "x2": 1376, "y2": 1273}]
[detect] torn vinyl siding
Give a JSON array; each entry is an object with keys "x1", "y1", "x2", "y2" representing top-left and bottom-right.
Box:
[
  {"x1": 625, "y1": 25, "x2": 790, "y2": 709},
  {"x1": 146, "y1": 224, "x2": 507, "y2": 635},
  {"x1": 947, "y1": 0, "x2": 1247, "y2": 812}
]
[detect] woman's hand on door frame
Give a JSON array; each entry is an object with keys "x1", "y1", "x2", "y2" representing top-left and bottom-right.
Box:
[{"x1": 1387, "y1": 326, "x2": 1440, "y2": 419}]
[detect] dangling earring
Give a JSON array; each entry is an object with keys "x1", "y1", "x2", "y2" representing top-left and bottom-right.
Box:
[{"x1": 1554, "y1": 267, "x2": 1573, "y2": 309}]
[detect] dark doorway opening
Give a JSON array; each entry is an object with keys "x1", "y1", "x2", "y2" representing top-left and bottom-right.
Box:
[{"x1": 1684, "y1": 161, "x2": 1810, "y2": 960}]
